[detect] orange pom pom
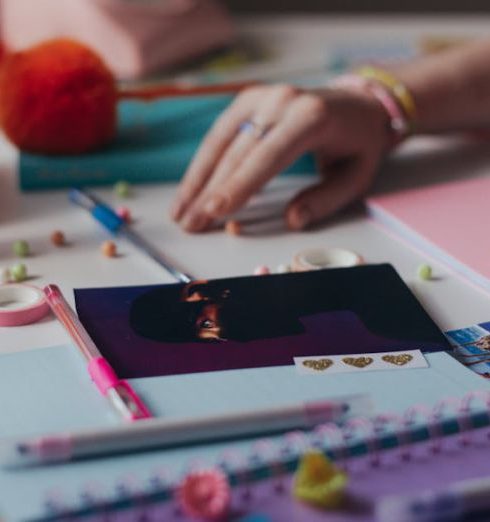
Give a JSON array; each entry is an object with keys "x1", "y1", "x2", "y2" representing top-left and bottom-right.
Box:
[{"x1": 0, "y1": 39, "x2": 117, "y2": 155}]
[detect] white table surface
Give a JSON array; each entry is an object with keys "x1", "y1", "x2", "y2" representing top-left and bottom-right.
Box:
[{"x1": 2, "y1": 14, "x2": 490, "y2": 355}]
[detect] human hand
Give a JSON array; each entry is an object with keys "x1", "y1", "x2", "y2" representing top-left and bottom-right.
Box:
[{"x1": 171, "y1": 84, "x2": 391, "y2": 232}]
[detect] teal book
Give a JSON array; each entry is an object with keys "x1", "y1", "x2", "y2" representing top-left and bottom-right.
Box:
[{"x1": 18, "y1": 95, "x2": 316, "y2": 191}]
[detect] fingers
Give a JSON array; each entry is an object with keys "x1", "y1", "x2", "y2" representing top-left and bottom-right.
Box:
[
  {"x1": 199, "y1": 88, "x2": 295, "y2": 199},
  {"x1": 170, "y1": 88, "x2": 262, "y2": 221},
  {"x1": 286, "y1": 157, "x2": 375, "y2": 230},
  {"x1": 179, "y1": 86, "x2": 301, "y2": 231},
  {"x1": 179, "y1": 91, "x2": 327, "y2": 231}
]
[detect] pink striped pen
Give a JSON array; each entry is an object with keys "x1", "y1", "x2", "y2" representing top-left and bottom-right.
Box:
[{"x1": 44, "y1": 285, "x2": 152, "y2": 422}]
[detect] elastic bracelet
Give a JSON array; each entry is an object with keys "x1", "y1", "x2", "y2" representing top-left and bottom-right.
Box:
[
  {"x1": 329, "y1": 74, "x2": 410, "y2": 147},
  {"x1": 356, "y1": 66, "x2": 417, "y2": 127}
]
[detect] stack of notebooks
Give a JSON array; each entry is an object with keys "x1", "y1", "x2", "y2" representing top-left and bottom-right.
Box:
[
  {"x1": 2, "y1": 265, "x2": 490, "y2": 521},
  {"x1": 368, "y1": 175, "x2": 490, "y2": 293}
]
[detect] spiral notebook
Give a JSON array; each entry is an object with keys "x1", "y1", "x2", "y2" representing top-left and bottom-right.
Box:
[{"x1": 18, "y1": 392, "x2": 490, "y2": 522}]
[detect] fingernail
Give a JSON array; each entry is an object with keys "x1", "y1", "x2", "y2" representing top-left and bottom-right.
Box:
[
  {"x1": 288, "y1": 205, "x2": 312, "y2": 230},
  {"x1": 170, "y1": 202, "x2": 182, "y2": 221},
  {"x1": 181, "y1": 212, "x2": 210, "y2": 233},
  {"x1": 204, "y1": 195, "x2": 228, "y2": 216}
]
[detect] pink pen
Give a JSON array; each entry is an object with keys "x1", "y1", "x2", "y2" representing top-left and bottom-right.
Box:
[{"x1": 44, "y1": 284, "x2": 152, "y2": 421}]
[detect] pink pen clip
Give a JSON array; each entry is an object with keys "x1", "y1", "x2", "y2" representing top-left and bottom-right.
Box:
[
  {"x1": 44, "y1": 285, "x2": 152, "y2": 421},
  {"x1": 88, "y1": 357, "x2": 151, "y2": 420}
]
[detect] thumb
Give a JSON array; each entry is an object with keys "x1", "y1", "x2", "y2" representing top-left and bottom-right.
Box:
[{"x1": 285, "y1": 157, "x2": 373, "y2": 230}]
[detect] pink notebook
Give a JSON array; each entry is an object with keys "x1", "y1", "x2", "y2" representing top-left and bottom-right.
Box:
[{"x1": 367, "y1": 176, "x2": 490, "y2": 291}]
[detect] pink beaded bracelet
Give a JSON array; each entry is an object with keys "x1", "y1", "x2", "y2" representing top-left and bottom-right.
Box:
[{"x1": 329, "y1": 74, "x2": 411, "y2": 147}]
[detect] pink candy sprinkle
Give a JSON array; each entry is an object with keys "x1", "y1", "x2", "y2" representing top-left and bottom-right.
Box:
[
  {"x1": 253, "y1": 265, "x2": 270, "y2": 276},
  {"x1": 116, "y1": 206, "x2": 132, "y2": 223},
  {"x1": 178, "y1": 469, "x2": 230, "y2": 520}
]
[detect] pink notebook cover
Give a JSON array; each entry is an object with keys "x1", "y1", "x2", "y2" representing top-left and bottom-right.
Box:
[{"x1": 367, "y1": 176, "x2": 490, "y2": 291}]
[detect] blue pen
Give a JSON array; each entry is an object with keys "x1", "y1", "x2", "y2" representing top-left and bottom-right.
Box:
[{"x1": 69, "y1": 188, "x2": 192, "y2": 283}]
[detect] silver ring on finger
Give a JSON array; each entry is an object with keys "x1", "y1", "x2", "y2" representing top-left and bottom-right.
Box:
[{"x1": 239, "y1": 119, "x2": 272, "y2": 140}]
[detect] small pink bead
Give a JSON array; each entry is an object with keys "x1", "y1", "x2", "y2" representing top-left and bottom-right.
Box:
[
  {"x1": 116, "y1": 206, "x2": 132, "y2": 223},
  {"x1": 254, "y1": 265, "x2": 270, "y2": 276}
]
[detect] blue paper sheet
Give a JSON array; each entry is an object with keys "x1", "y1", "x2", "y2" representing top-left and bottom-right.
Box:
[{"x1": 0, "y1": 343, "x2": 488, "y2": 521}]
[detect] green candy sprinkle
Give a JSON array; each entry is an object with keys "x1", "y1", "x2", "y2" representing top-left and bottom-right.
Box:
[
  {"x1": 12, "y1": 240, "x2": 29, "y2": 257},
  {"x1": 10, "y1": 263, "x2": 27, "y2": 282},
  {"x1": 417, "y1": 263, "x2": 432, "y2": 281},
  {"x1": 114, "y1": 181, "x2": 131, "y2": 199}
]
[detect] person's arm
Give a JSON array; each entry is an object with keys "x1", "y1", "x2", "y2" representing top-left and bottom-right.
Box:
[
  {"x1": 395, "y1": 39, "x2": 490, "y2": 133},
  {"x1": 171, "y1": 39, "x2": 490, "y2": 233}
]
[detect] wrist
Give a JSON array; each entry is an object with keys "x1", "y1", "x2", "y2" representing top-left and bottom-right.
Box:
[{"x1": 329, "y1": 68, "x2": 416, "y2": 149}]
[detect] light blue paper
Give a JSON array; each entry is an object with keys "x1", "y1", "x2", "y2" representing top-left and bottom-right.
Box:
[{"x1": 0, "y1": 345, "x2": 488, "y2": 521}]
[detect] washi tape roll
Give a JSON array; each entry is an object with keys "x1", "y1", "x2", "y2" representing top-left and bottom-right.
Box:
[
  {"x1": 0, "y1": 284, "x2": 50, "y2": 327},
  {"x1": 292, "y1": 247, "x2": 363, "y2": 272}
]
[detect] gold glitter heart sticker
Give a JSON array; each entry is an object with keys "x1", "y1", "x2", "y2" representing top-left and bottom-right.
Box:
[
  {"x1": 342, "y1": 356, "x2": 373, "y2": 368},
  {"x1": 302, "y1": 359, "x2": 334, "y2": 371},
  {"x1": 382, "y1": 354, "x2": 413, "y2": 366}
]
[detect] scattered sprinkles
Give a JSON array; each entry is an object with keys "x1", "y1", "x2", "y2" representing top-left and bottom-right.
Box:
[
  {"x1": 10, "y1": 263, "x2": 27, "y2": 282},
  {"x1": 293, "y1": 451, "x2": 348, "y2": 509},
  {"x1": 50, "y1": 230, "x2": 66, "y2": 247},
  {"x1": 114, "y1": 180, "x2": 131, "y2": 199},
  {"x1": 178, "y1": 469, "x2": 231, "y2": 521},
  {"x1": 116, "y1": 206, "x2": 132, "y2": 223},
  {"x1": 417, "y1": 263, "x2": 433, "y2": 281},
  {"x1": 12, "y1": 239, "x2": 29, "y2": 257},
  {"x1": 225, "y1": 220, "x2": 242, "y2": 236},
  {"x1": 101, "y1": 240, "x2": 117, "y2": 258}
]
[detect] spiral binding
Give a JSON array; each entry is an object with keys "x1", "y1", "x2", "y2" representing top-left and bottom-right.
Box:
[{"x1": 35, "y1": 390, "x2": 490, "y2": 521}]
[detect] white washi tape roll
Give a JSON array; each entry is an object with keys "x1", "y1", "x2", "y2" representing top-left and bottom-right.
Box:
[
  {"x1": 0, "y1": 284, "x2": 50, "y2": 327},
  {"x1": 292, "y1": 247, "x2": 363, "y2": 272}
]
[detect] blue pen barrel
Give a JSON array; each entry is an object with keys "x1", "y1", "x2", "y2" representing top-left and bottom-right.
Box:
[
  {"x1": 68, "y1": 187, "x2": 192, "y2": 282},
  {"x1": 92, "y1": 205, "x2": 124, "y2": 234}
]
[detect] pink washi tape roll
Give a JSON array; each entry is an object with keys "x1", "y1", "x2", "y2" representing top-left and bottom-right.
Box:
[
  {"x1": 292, "y1": 247, "x2": 363, "y2": 272},
  {"x1": 0, "y1": 284, "x2": 50, "y2": 327}
]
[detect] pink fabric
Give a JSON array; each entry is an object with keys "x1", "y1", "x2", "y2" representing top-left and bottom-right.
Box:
[{"x1": 0, "y1": 0, "x2": 235, "y2": 79}]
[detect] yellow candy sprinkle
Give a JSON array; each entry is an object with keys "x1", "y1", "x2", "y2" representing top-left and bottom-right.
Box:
[
  {"x1": 114, "y1": 180, "x2": 131, "y2": 199},
  {"x1": 417, "y1": 263, "x2": 432, "y2": 281},
  {"x1": 293, "y1": 451, "x2": 348, "y2": 509}
]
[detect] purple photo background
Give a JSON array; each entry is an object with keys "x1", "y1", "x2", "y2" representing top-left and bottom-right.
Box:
[{"x1": 75, "y1": 268, "x2": 447, "y2": 379}]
